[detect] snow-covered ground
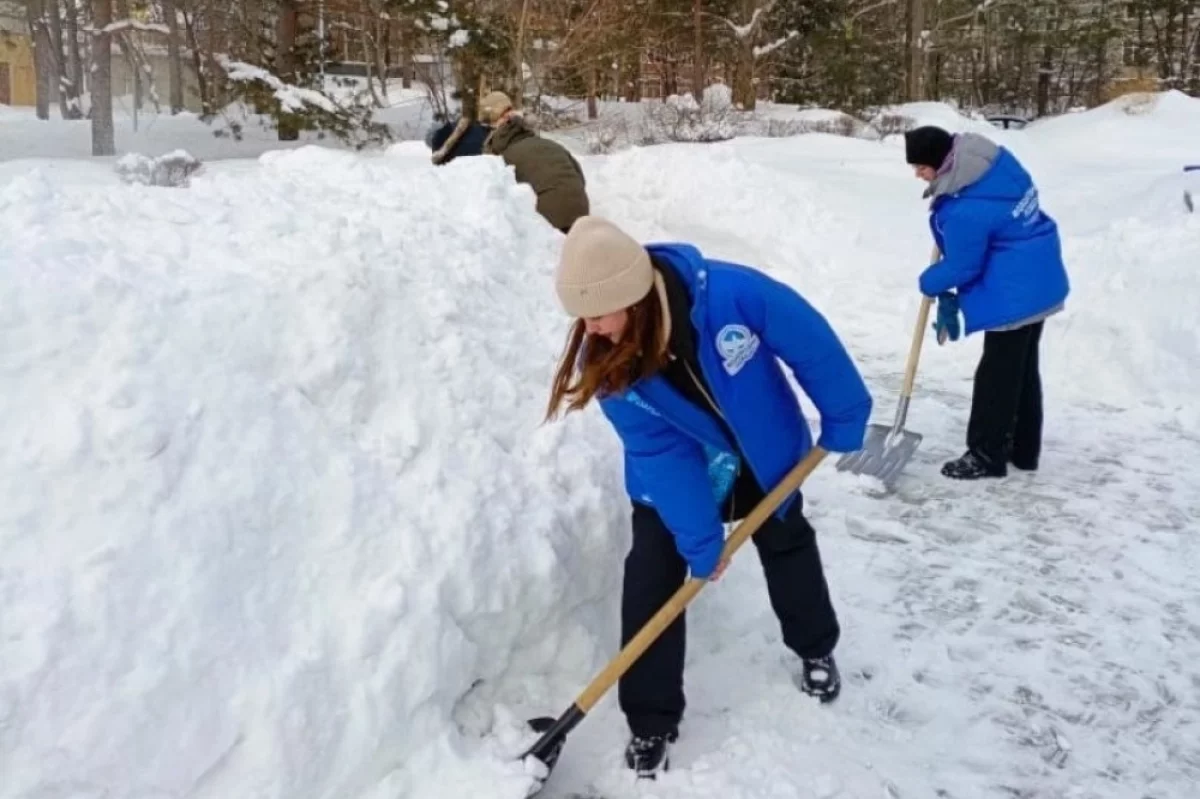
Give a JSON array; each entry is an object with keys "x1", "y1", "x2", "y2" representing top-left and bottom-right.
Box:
[{"x1": 2, "y1": 90, "x2": 1198, "y2": 799}]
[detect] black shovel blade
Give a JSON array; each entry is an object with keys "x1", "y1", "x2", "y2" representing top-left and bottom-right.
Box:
[{"x1": 520, "y1": 707, "x2": 586, "y2": 797}]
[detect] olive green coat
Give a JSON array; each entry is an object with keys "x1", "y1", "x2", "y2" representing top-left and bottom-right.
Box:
[{"x1": 484, "y1": 117, "x2": 590, "y2": 231}]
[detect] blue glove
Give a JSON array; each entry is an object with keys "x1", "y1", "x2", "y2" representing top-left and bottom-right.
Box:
[{"x1": 932, "y1": 291, "x2": 961, "y2": 344}]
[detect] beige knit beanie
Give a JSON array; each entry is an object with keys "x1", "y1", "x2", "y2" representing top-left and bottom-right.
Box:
[
  {"x1": 555, "y1": 216, "x2": 655, "y2": 318},
  {"x1": 479, "y1": 91, "x2": 514, "y2": 124}
]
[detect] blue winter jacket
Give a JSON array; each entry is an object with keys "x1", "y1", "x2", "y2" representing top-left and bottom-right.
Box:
[
  {"x1": 597, "y1": 244, "x2": 873, "y2": 578},
  {"x1": 918, "y1": 134, "x2": 1070, "y2": 334}
]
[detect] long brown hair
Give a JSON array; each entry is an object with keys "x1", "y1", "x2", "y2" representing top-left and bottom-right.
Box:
[{"x1": 545, "y1": 288, "x2": 668, "y2": 421}]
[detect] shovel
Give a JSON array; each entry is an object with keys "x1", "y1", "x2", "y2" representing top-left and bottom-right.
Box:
[
  {"x1": 518, "y1": 446, "x2": 829, "y2": 796},
  {"x1": 835, "y1": 245, "x2": 941, "y2": 489}
]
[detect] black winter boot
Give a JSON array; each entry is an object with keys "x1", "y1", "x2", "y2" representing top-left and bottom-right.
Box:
[
  {"x1": 941, "y1": 450, "x2": 1006, "y2": 480},
  {"x1": 1009, "y1": 453, "x2": 1039, "y2": 471},
  {"x1": 624, "y1": 731, "x2": 677, "y2": 777},
  {"x1": 798, "y1": 654, "x2": 841, "y2": 703}
]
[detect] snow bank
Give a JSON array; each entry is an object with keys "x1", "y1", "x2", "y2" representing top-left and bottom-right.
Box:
[
  {"x1": 0, "y1": 95, "x2": 436, "y2": 163},
  {"x1": 872, "y1": 100, "x2": 1001, "y2": 135},
  {"x1": 1024, "y1": 90, "x2": 1200, "y2": 162},
  {"x1": 0, "y1": 147, "x2": 624, "y2": 799},
  {"x1": 1056, "y1": 212, "x2": 1199, "y2": 421}
]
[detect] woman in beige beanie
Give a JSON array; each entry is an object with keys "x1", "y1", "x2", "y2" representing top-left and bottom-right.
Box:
[{"x1": 546, "y1": 216, "x2": 873, "y2": 778}]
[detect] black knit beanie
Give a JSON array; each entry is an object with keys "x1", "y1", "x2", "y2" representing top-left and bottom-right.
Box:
[{"x1": 904, "y1": 126, "x2": 955, "y2": 169}]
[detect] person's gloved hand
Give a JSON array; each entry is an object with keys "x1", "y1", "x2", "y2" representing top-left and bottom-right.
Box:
[
  {"x1": 932, "y1": 291, "x2": 961, "y2": 345},
  {"x1": 688, "y1": 539, "x2": 726, "y2": 581}
]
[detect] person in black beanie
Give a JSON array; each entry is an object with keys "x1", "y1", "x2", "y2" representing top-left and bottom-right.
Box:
[
  {"x1": 904, "y1": 126, "x2": 955, "y2": 177},
  {"x1": 903, "y1": 124, "x2": 1071, "y2": 480}
]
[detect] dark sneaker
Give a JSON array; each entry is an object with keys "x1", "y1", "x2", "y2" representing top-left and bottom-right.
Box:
[
  {"x1": 799, "y1": 654, "x2": 841, "y2": 703},
  {"x1": 941, "y1": 450, "x2": 1006, "y2": 480},
  {"x1": 624, "y1": 731, "x2": 677, "y2": 777}
]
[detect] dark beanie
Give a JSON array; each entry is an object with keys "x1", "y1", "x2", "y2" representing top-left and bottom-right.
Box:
[{"x1": 904, "y1": 126, "x2": 955, "y2": 169}]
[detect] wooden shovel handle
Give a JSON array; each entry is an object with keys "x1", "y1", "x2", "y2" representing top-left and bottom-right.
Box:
[
  {"x1": 575, "y1": 446, "x2": 828, "y2": 712},
  {"x1": 900, "y1": 244, "x2": 943, "y2": 400}
]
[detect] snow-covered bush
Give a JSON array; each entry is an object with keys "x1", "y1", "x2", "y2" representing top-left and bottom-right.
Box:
[
  {"x1": 114, "y1": 151, "x2": 204, "y2": 187},
  {"x1": 582, "y1": 93, "x2": 878, "y2": 154},
  {"x1": 701, "y1": 83, "x2": 734, "y2": 114},
  {"x1": 523, "y1": 96, "x2": 584, "y2": 131},
  {"x1": 584, "y1": 115, "x2": 631, "y2": 155},
  {"x1": 869, "y1": 112, "x2": 917, "y2": 136}
]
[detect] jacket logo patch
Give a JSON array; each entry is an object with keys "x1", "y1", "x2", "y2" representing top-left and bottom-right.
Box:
[
  {"x1": 716, "y1": 324, "x2": 759, "y2": 376},
  {"x1": 624, "y1": 389, "x2": 661, "y2": 417},
  {"x1": 1012, "y1": 186, "x2": 1040, "y2": 224}
]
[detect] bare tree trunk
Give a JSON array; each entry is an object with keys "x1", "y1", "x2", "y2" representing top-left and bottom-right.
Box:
[
  {"x1": 730, "y1": 0, "x2": 755, "y2": 109},
  {"x1": 381, "y1": 18, "x2": 391, "y2": 70},
  {"x1": 162, "y1": 0, "x2": 184, "y2": 113},
  {"x1": 374, "y1": 18, "x2": 389, "y2": 103},
  {"x1": 91, "y1": 0, "x2": 115, "y2": 155},
  {"x1": 25, "y1": 0, "x2": 54, "y2": 119},
  {"x1": 360, "y1": 1, "x2": 389, "y2": 105},
  {"x1": 586, "y1": 64, "x2": 598, "y2": 119},
  {"x1": 1180, "y1": 3, "x2": 1195, "y2": 85},
  {"x1": 111, "y1": 0, "x2": 141, "y2": 111},
  {"x1": 180, "y1": 6, "x2": 210, "y2": 114},
  {"x1": 905, "y1": 0, "x2": 925, "y2": 101},
  {"x1": 362, "y1": 32, "x2": 381, "y2": 107},
  {"x1": 399, "y1": 23, "x2": 413, "y2": 88},
  {"x1": 46, "y1": 0, "x2": 71, "y2": 117},
  {"x1": 1036, "y1": 41, "x2": 1053, "y2": 117},
  {"x1": 692, "y1": 0, "x2": 704, "y2": 102},
  {"x1": 276, "y1": 0, "x2": 300, "y2": 140},
  {"x1": 513, "y1": 0, "x2": 529, "y2": 106},
  {"x1": 64, "y1": 0, "x2": 84, "y2": 117},
  {"x1": 625, "y1": 46, "x2": 641, "y2": 101}
]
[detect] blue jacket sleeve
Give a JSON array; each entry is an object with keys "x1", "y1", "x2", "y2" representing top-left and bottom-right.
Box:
[
  {"x1": 429, "y1": 122, "x2": 453, "y2": 152},
  {"x1": 919, "y1": 203, "x2": 992, "y2": 296},
  {"x1": 600, "y1": 398, "x2": 725, "y2": 578},
  {"x1": 733, "y1": 269, "x2": 873, "y2": 453}
]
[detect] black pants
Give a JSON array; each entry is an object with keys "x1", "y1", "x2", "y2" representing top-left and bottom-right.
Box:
[
  {"x1": 617, "y1": 496, "x2": 840, "y2": 738},
  {"x1": 967, "y1": 320, "x2": 1044, "y2": 468}
]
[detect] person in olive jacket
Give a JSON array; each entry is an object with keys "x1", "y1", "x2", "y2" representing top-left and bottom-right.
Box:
[{"x1": 478, "y1": 91, "x2": 590, "y2": 233}]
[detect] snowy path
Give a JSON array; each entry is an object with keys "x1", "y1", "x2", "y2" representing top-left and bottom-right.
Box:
[{"x1": 535, "y1": 390, "x2": 1200, "y2": 799}]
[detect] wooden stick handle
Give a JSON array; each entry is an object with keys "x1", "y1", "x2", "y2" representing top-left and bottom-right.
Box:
[
  {"x1": 899, "y1": 244, "x2": 942, "y2": 400},
  {"x1": 575, "y1": 446, "x2": 829, "y2": 712},
  {"x1": 902, "y1": 296, "x2": 933, "y2": 399}
]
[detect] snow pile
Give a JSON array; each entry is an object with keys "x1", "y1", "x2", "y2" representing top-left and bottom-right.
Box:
[
  {"x1": 1052, "y1": 191, "x2": 1200, "y2": 424},
  {"x1": 0, "y1": 148, "x2": 625, "y2": 799},
  {"x1": 1025, "y1": 89, "x2": 1200, "y2": 160},
  {"x1": 870, "y1": 100, "x2": 1001, "y2": 136},
  {"x1": 114, "y1": 149, "x2": 205, "y2": 187}
]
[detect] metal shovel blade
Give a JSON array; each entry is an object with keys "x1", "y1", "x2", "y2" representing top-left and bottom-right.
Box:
[{"x1": 835, "y1": 422, "x2": 923, "y2": 489}]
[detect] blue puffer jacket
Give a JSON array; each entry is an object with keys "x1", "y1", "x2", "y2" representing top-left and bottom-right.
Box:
[
  {"x1": 918, "y1": 135, "x2": 1070, "y2": 334},
  {"x1": 597, "y1": 244, "x2": 872, "y2": 578}
]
